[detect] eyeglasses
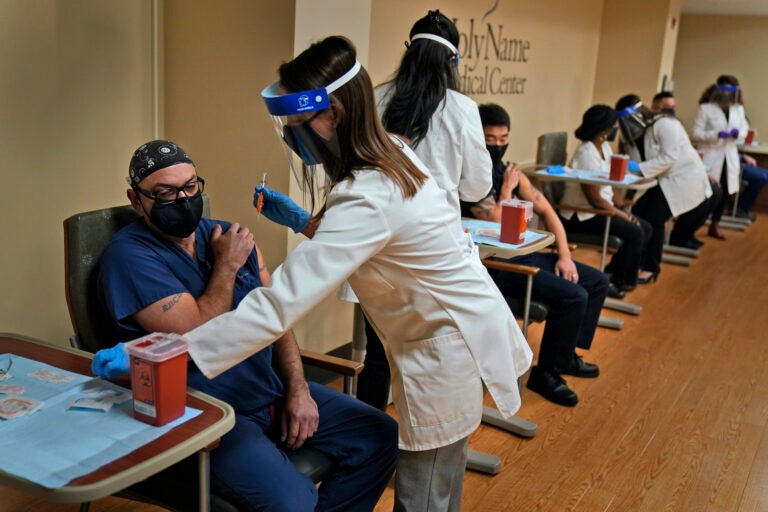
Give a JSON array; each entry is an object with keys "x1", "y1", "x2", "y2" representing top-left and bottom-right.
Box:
[
  {"x1": 134, "y1": 177, "x2": 205, "y2": 205},
  {"x1": 0, "y1": 355, "x2": 11, "y2": 378}
]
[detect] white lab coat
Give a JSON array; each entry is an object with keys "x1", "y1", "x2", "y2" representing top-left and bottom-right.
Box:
[
  {"x1": 639, "y1": 116, "x2": 712, "y2": 217},
  {"x1": 560, "y1": 141, "x2": 615, "y2": 221},
  {"x1": 374, "y1": 82, "x2": 492, "y2": 220},
  {"x1": 691, "y1": 102, "x2": 749, "y2": 193},
  {"x1": 185, "y1": 147, "x2": 532, "y2": 451}
]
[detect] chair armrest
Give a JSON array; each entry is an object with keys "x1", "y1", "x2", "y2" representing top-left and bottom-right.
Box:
[
  {"x1": 481, "y1": 257, "x2": 540, "y2": 276},
  {"x1": 299, "y1": 349, "x2": 364, "y2": 378}
]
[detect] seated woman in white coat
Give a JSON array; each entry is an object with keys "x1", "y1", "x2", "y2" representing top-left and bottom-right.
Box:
[
  {"x1": 92, "y1": 36, "x2": 532, "y2": 512},
  {"x1": 558, "y1": 105, "x2": 652, "y2": 292},
  {"x1": 614, "y1": 94, "x2": 713, "y2": 283}
]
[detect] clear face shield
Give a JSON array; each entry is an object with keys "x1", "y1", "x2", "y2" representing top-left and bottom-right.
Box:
[
  {"x1": 617, "y1": 102, "x2": 647, "y2": 144},
  {"x1": 714, "y1": 83, "x2": 740, "y2": 106},
  {"x1": 261, "y1": 61, "x2": 362, "y2": 191}
]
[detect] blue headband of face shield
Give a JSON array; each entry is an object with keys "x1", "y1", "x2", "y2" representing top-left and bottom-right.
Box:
[
  {"x1": 261, "y1": 61, "x2": 362, "y2": 173},
  {"x1": 261, "y1": 60, "x2": 362, "y2": 116},
  {"x1": 716, "y1": 84, "x2": 739, "y2": 93},
  {"x1": 411, "y1": 33, "x2": 460, "y2": 68},
  {"x1": 617, "y1": 102, "x2": 642, "y2": 119}
]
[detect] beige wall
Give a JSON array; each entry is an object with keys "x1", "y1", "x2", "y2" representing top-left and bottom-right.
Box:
[
  {"x1": 592, "y1": 0, "x2": 679, "y2": 109},
  {"x1": 370, "y1": 0, "x2": 605, "y2": 162},
  {"x1": 0, "y1": 0, "x2": 155, "y2": 345},
  {"x1": 5, "y1": 0, "x2": 708, "y2": 353},
  {"x1": 673, "y1": 14, "x2": 768, "y2": 137}
]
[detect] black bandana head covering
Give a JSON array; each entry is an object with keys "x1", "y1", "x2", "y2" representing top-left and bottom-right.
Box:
[{"x1": 128, "y1": 140, "x2": 194, "y2": 185}]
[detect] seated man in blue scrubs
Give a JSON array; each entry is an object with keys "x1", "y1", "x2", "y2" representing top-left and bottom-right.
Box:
[
  {"x1": 96, "y1": 139, "x2": 398, "y2": 512},
  {"x1": 460, "y1": 104, "x2": 609, "y2": 408}
]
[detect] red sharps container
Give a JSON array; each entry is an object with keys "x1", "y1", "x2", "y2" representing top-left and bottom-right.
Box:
[
  {"x1": 500, "y1": 198, "x2": 533, "y2": 244},
  {"x1": 126, "y1": 333, "x2": 189, "y2": 426}
]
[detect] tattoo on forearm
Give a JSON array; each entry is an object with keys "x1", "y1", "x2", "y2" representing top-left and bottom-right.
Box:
[
  {"x1": 161, "y1": 294, "x2": 182, "y2": 312},
  {"x1": 259, "y1": 264, "x2": 266, "y2": 273}
]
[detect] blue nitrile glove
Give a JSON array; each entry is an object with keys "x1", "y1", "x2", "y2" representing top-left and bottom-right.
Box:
[
  {"x1": 546, "y1": 165, "x2": 564, "y2": 174},
  {"x1": 253, "y1": 185, "x2": 310, "y2": 233},
  {"x1": 730, "y1": 128, "x2": 740, "y2": 139},
  {"x1": 627, "y1": 159, "x2": 641, "y2": 172},
  {"x1": 718, "y1": 130, "x2": 731, "y2": 139},
  {"x1": 91, "y1": 343, "x2": 129, "y2": 379}
]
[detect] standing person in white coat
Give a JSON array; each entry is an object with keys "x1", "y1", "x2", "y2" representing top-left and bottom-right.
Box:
[
  {"x1": 93, "y1": 36, "x2": 531, "y2": 512},
  {"x1": 692, "y1": 75, "x2": 763, "y2": 236},
  {"x1": 355, "y1": 9, "x2": 493, "y2": 412},
  {"x1": 615, "y1": 94, "x2": 713, "y2": 283}
]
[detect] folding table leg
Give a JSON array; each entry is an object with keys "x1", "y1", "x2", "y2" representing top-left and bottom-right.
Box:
[{"x1": 199, "y1": 450, "x2": 210, "y2": 512}]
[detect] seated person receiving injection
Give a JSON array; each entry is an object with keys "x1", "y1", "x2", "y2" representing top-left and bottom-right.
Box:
[
  {"x1": 93, "y1": 37, "x2": 532, "y2": 512},
  {"x1": 93, "y1": 139, "x2": 398, "y2": 512},
  {"x1": 461, "y1": 103, "x2": 609, "y2": 407},
  {"x1": 558, "y1": 104, "x2": 652, "y2": 292}
]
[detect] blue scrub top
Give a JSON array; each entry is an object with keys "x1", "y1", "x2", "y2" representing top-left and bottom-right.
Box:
[{"x1": 98, "y1": 217, "x2": 284, "y2": 411}]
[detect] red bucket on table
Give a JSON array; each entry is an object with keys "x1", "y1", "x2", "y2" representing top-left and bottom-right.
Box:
[
  {"x1": 500, "y1": 199, "x2": 533, "y2": 244},
  {"x1": 126, "y1": 333, "x2": 188, "y2": 426},
  {"x1": 609, "y1": 154, "x2": 629, "y2": 181}
]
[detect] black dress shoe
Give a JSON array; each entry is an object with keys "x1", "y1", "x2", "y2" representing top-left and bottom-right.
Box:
[
  {"x1": 526, "y1": 367, "x2": 578, "y2": 406},
  {"x1": 689, "y1": 237, "x2": 704, "y2": 248},
  {"x1": 670, "y1": 239, "x2": 701, "y2": 250},
  {"x1": 606, "y1": 282, "x2": 626, "y2": 299},
  {"x1": 557, "y1": 355, "x2": 600, "y2": 378}
]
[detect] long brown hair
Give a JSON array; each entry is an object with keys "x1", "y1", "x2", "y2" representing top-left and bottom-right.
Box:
[
  {"x1": 278, "y1": 36, "x2": 427, "y2": 213},
  {"x1": 698, "y1": 75, "x2": 744, "y2": 105}
]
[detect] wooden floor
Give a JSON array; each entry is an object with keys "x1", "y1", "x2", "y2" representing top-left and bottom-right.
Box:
[{"x1": 4, "y1": 215, "x2": 768, "y2": 511}]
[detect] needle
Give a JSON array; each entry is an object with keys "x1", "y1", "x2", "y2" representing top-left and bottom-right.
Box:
[{"x1": 256, "y1": 172, "x2": 267, "y2": 219}]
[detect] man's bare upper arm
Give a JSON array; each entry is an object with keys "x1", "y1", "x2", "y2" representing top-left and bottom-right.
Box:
[{"x1": 132, "y1": 292, "x2": 204, "y2": 335}]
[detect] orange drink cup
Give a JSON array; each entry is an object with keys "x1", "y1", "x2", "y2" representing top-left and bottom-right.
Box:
[{"x1": 127, "y1": 333, "x2": 188, "y2": 426}]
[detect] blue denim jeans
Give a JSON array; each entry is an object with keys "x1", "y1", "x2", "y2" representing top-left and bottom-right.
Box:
[{"x1": 737, "y1": 164, "x2": 768, "y2": 213}]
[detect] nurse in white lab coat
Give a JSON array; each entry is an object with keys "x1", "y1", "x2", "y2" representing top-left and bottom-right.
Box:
[
  {"x1": 374, "y1": 10, "x2": 492, "y2": 220},
  {"x1": 615, "y1": 95, "x2": 712, "y2": 282},
  {"x1": 691, "y1": 77, "x2": 750, "y2": 238},
  {"x1": 359, "y1": 10, "x2": 493, "y2": 414},
  {"x1": 193, "y1": 36, "x2": 530, "y2": 512}
]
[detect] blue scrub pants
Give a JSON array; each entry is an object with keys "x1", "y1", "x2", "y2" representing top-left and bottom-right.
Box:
[{"x1": 212, "y1": 382, "x2": 398, "y2": 512}]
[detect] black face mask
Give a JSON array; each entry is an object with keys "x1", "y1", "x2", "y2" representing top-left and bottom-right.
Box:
[
  {"x1": 149, "y1": 193, "x2": 204, "y2": 238},
  {"x1": 661, "y1": 108, "x2": 676, "y2": 117},
  {"x1": 486, "y1": 144, "x2": 508, "y2": 166},
  {"x1": 607, "y1": 126, "x2": 619, "y2": 142}
]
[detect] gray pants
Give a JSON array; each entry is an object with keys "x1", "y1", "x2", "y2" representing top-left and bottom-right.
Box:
[{"x1": 394, "y1": 436, "x2": 469, "y2": 512}]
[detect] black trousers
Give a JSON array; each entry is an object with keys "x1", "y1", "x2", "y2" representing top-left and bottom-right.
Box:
[
  {"x1": 631, "y1": 185, "x2": 672, "y2": 274},
  {"x1": 559, "y1": 213, "x2": 652, "y2": 287},
  {"x1": 669, "y1": 180, "x2": 721, "y2": 245}
]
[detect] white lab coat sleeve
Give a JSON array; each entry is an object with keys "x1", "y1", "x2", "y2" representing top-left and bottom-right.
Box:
[
  {"x1": 185, "y1": 192, "x2": 391, "y2": 378},
  {"x1": 457, "y1": 104, "x2": 493, "y2": 203},
  {"x1": 639, "y1": 120, "x2": 681, "y2": 179},
  {"x1": 691, "y1": 105, "x2": 718, "y2": 143},
  {"x1": 735, "y1": 106, "x2": 750, "y2": 144}
]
